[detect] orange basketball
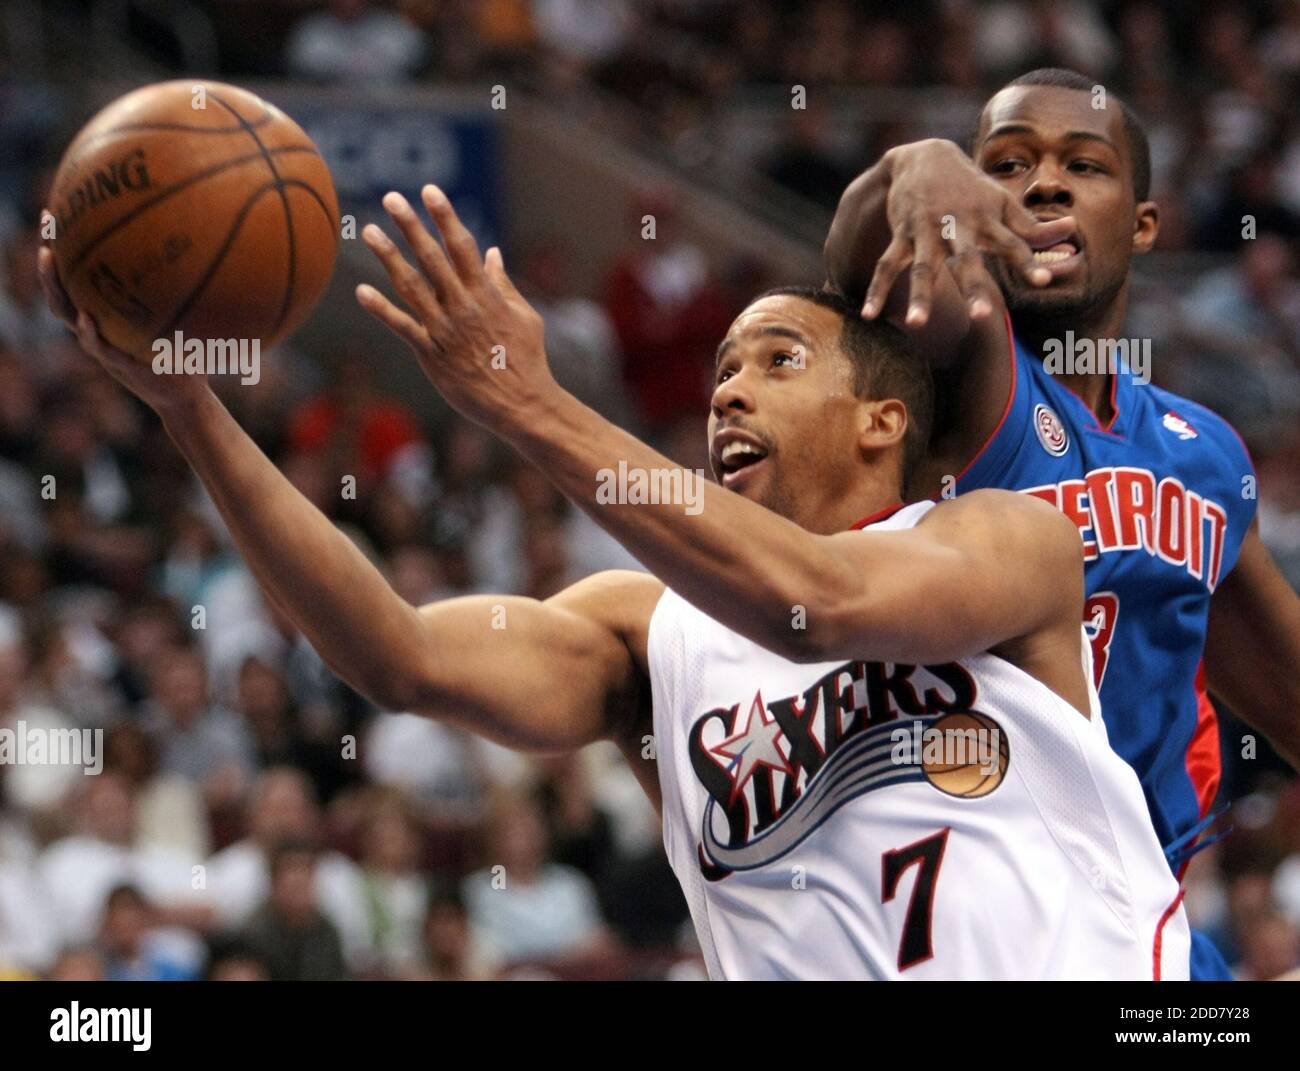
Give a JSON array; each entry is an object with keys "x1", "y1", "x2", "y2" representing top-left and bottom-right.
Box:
[{"x1": 47, "y1": 80, "x2": 338, "y2": 359}]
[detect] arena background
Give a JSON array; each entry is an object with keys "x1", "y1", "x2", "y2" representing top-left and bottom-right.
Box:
[{"x1": 0, "y1": 0, "x2": 1297, "y2": 981}]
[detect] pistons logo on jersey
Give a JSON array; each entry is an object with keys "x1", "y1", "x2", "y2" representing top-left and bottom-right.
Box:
[
  {"x1": 1034, "y1": 404, "x2": 1070, "y2": 456},
  {"x1": 687, "y1": 660, "x2": 1009, "y2": 878}
]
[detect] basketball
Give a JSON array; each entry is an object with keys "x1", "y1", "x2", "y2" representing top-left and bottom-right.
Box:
[
  {"x1": 921, "y1": 711, "x2": 1010, "y2": 799},
  {"x1": 46, "y1": 80, "x2": 338, "y2": 359}
]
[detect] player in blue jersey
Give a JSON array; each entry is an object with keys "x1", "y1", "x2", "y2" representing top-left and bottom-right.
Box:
[{"x1": 823, "y1": 68, "x2": 1300, "y2": 979}]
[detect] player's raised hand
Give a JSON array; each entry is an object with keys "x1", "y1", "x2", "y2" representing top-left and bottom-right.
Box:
[
  {"x1": 861, "y1": 139, "x2": 1075, "y2": 326},
  {"x1": 36, "y1": 246, "x2": 210, "y2": 414},
  {"x1": 357, "y1": 184, "x2": 555, "y2": 430}
]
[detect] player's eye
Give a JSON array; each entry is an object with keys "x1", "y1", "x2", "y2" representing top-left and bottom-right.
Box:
[
  {"x1": 989, "y1": 158, "x2": 1027, "y2": 175},
  {"x1": 773, "y1": 351, "x2": 799, "y2": 368},
  {"x1": 1070, "y1": 159, "x2": 1105, "y2": 174}
]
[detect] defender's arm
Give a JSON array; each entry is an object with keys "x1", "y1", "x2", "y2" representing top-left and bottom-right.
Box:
[{"x1": 1205, "y1": 524, "x2": 1300, "y2": 770}]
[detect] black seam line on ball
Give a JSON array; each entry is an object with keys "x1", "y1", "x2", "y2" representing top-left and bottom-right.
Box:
[
  {"x1": 209, "y1": 92, "x2": 297, "y2": 334},
  {"x1": 71, "y1": 107, "x2": 277, "y2": 156},
  {"x1": 64, "y1": 144, "x2": 319, "y2": 275},
  {"x1": 157, "y1": 180, "x2": 284, "y2": 340}
]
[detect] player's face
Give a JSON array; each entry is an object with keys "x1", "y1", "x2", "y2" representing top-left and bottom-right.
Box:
[
  {"x1": 709, "y1": 297, "x2": 863, "y2": 524},
  {"x1": 974, "y1": 85, "x2": 1156, "y2": 326}
]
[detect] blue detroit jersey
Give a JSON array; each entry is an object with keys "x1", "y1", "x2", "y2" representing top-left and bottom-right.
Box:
[{"x1": 953, "y1": 322, "x2": 1256, "y2": 865}]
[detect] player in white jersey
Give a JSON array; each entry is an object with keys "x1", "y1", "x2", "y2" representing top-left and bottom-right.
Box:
[
  {"x1": 651, "y1": 499, "x2": 1187, "y2": 979},
  {"x1": 40, "y1": 187, "x2": 1189, "y2": 979}
]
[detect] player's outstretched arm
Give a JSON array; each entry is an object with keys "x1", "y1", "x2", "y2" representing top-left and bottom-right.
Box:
[
  {"x1": 815, "y1": 489, "x2": 1086, "y2": 667},
  {"x1": 356, "y1": 195, "x2": 1083, "y2": 689},
  {"x1": 1204, "y1": 524, "x2": 1300, "y2": 770},
  {"x1": 36, "y1": 248, "x2": 653, "y2": 755}
]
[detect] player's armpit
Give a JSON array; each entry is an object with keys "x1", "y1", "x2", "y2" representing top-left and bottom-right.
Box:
[
  {"x1": 1204, "y1": 525, "x2": 1300, "y2": 770},
  {"x1": 403, "y1": 570, "x2": 663, "y2": 753},
  {"x1": 800, "y1": 490, "x2": 1085, "y2": 671}
]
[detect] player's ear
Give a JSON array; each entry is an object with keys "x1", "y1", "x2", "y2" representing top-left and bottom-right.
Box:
[
  {"x1": 859, "y1": 398, "x2": 908, "y2": 457},
  {"x1": 1132, "y1": 200, "x2": 1159, "y2": 256}
]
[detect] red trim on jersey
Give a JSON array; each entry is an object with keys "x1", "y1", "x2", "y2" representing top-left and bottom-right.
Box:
[
  {"x1": 949, "y1": 309, "x2": 1019, "y2": 487},
  {"x1": 1053, "y1": 365, "x2": 1126, "y2": 439},
  {"x1": 849, "y1": 502, "x2": 908, "y2": 530},
  {"x1": 1152, "y1": 887, "x2": 1186, "y2": 980},
  {"x1": 1186, "y1": 660, "x2": 1222, "y2": 820},
  {"x1": 1103, "y1": 368, "x2": 1120, "y2": 433}
]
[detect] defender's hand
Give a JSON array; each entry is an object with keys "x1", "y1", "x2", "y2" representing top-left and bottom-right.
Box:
[
  {"x1": 357, "y1": 185, "x2": 556, "y2": 431},
  {"x1": 36, "y1": 246, "x2": 211, "y2": 415},
  {"x1": 862, "y1": 139, "x2": 1075, "y2": 325}
]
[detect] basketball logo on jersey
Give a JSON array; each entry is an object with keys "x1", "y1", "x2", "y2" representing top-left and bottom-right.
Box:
[
  {"x1": 909, "y1": 711, "x2": 1009, "y2": 798},
  {"x1": 1034, "y1": 404, "x2": 1069, "y2": 457},
  {"x1": 687, "y1": 661, "x2": 1009, "y2": 876}
]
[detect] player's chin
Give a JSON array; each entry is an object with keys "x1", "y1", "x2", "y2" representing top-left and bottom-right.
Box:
[{"x1": 1005, "y1": 279, "x2": 1093, "y2": 317}]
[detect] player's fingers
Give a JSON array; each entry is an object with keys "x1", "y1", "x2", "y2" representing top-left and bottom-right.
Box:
[
  {"x1": 1003, "y1": 202, "x2": 1076, "y2": 249},
  {"x1": 945, "y1": 242, "x2": 999, "y2": 321},
  {"x1": 37, "y1": 247, "x2": 77, "y2": 327},
  {"x1": 73, "y1": 311, "x2": 100, "y2": 357},
  {"x1": 421, "y1": 185, "x2": 484, "y2": 288},
  {"x1": 355, "y1": 283, "x2": 433, "y2": 354},
  {"x1": 1000, "y1": 204, "x2": 1072, "y2": 287},
  {"x1": 362, "y1": 223, "x2": 445, "y2": 325},
  {"x1": 73, "y1": 311, "x2": 123, "y2": 368},
  {"x1": 484, "y1": 247, "x2": 523, "y2": 304},
  {"x1": 987, "y1": 222, "x2": 1051, "y2": 287},
  {"x1": 906, "y1": 220, "x2": 946, "y2": 326},
  {"x1": 862, "y1": 234, "x2": 912, "y2": 319},
  {"x1": 381, "y1": 191, "x2": 461, "y2": 303}
]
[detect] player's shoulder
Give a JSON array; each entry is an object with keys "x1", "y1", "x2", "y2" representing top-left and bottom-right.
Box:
[
  {"x1": 1138, "y1": 381, "x2": 1255, "y2": 474},
  {"x1": 549, "y1": 569, "x2": 665, "y2": 618},
  {"x1": 922, "y1": 488, "x2": 1082, "y2": 556}
]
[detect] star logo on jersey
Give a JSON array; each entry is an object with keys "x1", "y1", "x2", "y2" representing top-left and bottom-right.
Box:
[
  {"x1": 710, "y1": 692, "x2": 793, "y2": 805},
  {"x1": 1034, "y1": 404, "x2": 1069, "y2": 457},
  {"x1": 1161, "y1": 411, "x2": 1197, "y2": 440}
]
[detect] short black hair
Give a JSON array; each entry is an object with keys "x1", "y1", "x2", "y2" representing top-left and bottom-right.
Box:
[
  {"x1": 972, "y1": 67, "x2": 1152, "y2": 202},
  {"x1": 750, "y1": 286, "x2": 934, "y2": 492}
]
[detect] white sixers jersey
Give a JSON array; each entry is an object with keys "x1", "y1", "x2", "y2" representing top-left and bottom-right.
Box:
[{"x1": 648, "y1": 500, "x2": 1189, "y2": 980}]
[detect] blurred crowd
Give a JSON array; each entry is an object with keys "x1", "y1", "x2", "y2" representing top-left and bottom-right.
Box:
[
  {"x1": 0, "y1": 0, "x2": 1296, "y2": 981},
  {"x1": 200, "y1": 1, "x2": 1300, "y2": 531},
  {"x1": 0, "y1": 222, "x2": 708, "y2": 980},
  {"x1": 203, "y1": 1, "x2": 1300, "y2": 234}
]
